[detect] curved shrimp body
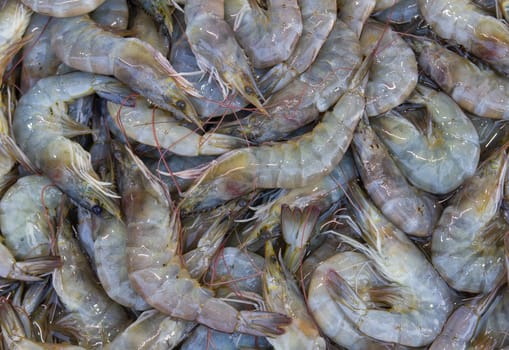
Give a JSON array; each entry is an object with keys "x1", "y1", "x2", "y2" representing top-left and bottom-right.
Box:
[
  {"x1": 220, "y1": 19, "x2": 362, "y2": 143},
  {"x1": 431, "y1": 148, "x2": 508, "y2": 293},
  {"x1": 0, "y1": 0, "x2": 32, "y2": 84},
  {"x1": 333, "y1": 182, "x2": 454, "y2": 347},
  {"x1": 0, "y1": 175, "x2": 63, "y2": 259},
  {"x1": 415, "y1": 40, "x2": 509, "y2": 120},
  {"x1": 180, "y1": 57, "x2": 368, "y2": 212},
  {"x1": 224, "y1": 0, "x2": 303, "y2": 68},
  {"x1": 184, "y1": 0, "x2": 265, "y2": 113},
  {"x1": 307, "y1": 252, "x2": 392, "y2": 350},
  {"x1": 352, "y1": 118, "x2": 441, "y2": 237},
  {"x1": 419, "y1": 0, "x2": 509, "y2": 72},
  {"x1": 90, "y1": 0, "x2": 128, "y2": 30},
  {"x1": 107, "y1": 98, "x2": 245, "y2": 156},
  {"x1": 259, "y1": 0, "x2": 337, "y2": 94},
  {"x1": 53, "y1": 220, "x2": 130, "y2": 349},
  {"x1": 51, "y1": 15, "x2": 200, "y2": 126},
  {"x1": 372, "y1": 85, "x2": 480, "y2": 194},
  {"x1": 21, "y1": 0, "x2": 106, "y2": 17},
  {"x1": 115, "y1": 145, "x2": 290, "y2": 337},
  {"x1": 263, "y1": 241, "x2": 326, "y2": 350},
  {"x1": 360, "y1": 20, "x2": 418, "y2": 117},
  {"x1": 337, "y1": 0, "x2": 376, "y2": 38},
  {"x1": 104, "y1": 309, "x2": 195, "y2": 350},
  {"x1": 12, "y1": 72, "x2": 121, "y2": 217}
]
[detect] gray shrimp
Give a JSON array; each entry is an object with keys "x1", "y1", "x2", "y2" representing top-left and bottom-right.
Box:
[{"x1": 21, "y1": 0, "x2": 106, "y2": 17}]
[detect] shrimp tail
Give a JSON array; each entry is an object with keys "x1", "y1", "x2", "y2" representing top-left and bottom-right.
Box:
[
  {"x1": 0, "y1": 133, "x2": 38, "y2": 174},
  {"x1": 93, "y1": 80, "x2": 137, "y2": 107},
  {"x1": 11, "y1": 256, "x2": 62, "y2": 281},
  {"x1": 325, "y1": 269, "x2": 366, "y2": 312},
  {"x1": 236, "y1": 310, "x2": 291, "y2": 337},
  {"x1": 200, "y1": 133, "x2": 248, "y2": 154}
]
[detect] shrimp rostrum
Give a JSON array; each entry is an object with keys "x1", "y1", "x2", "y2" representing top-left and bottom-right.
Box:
[{"x1": 114, "y1": 144, "x2": 290, "y2": 337}]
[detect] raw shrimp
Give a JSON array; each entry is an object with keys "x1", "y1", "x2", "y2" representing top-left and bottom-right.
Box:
[
  {"x1": 53, "y1": 219, "x2": 130, "y2": 349},
  {"x1": 320, "y1": 182, "x2": 454, "y2": 347},
  {"x1": 262, "y1": 241, "x2": 326, "y2": 350},
  {"x1": 0, "y1": 175, "x2": 63, "y2": 259},
  {"x1": 181, "y1": 325, "x2": 271, "y2": 350},
  {"x1": 373, "y1": 0, "x2": 420, "y2": 24},
  {"x1": 371, "y1": 85, "x2": 480, "y2": 194},
  {"x1": 180, "y1": 56, "x2": 368, "y2": 212},
  {"x1": 0, "y1": 0, "x2": 32, "y2": 83},
  {"x1": 184, "y1": 0, "x2": 266, "y2": 113},
  {"x1": 374, "y1": 0, "x2": 404, "y2": 11},
  {"x1": 130, "y1": 9, "x2": 169, "y2": 55},
  {"x1": 107, "y1": 98, "x2": 246, "y2": 156},
  {"x1": 50, "y1": 15, "x2": 201, "y2": 126},
  {"x1": 414, "y1": 39, "x2": 509, "y2": 120},
  {"x1": 419, "y1": 0, "x2": 509, "y2": 72},
  {"x1": 432, "y1": 147, "x2": 508, "y2": 293},
  {"x1": 337, "y1": 0, "x2": 376, "y2": 38},
  {"x1": 20, "y1": 0, "x2": 106, "y2": 17},
  {"x1": 90, "y1": 0, "x2": 129, "y2": 30},
  {"x1": 259, "y1": 0, "x2": 336, "y2": 94},
  {"x1": 430, "y1": 281, "x2": 504, "y2": 350},
  {"x1": 352, "y1": 118, "x2": 440, "y2": 237},
  {"x1": 360, "y1": 20, "x2": 418, "y2": 116},
  {"x1": 307, "y1": 251, "x2": 393, "y2": 349},
  {"x1": 224, "y1": 0, "x2": 302, "y2": 68},
  {"x1": 219, "y1": 19, "x2": 362, "y2": 143},
  {"x1": 132, "y1": 0, "x2": 176, "y2": 37},
  {"x1": 104, "y1": 309, "x2": 195, "y2": 350},
  {"x1": 12, "y1": 72, "x2": 125, "y2": 217},
  {"x1": 114, "y1": 144, "x2": 290, "y2": 336}
]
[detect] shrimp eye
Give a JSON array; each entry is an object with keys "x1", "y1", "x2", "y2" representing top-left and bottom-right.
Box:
[
  {"x1": 245, "y1": 86, "x2": 254, "y2": 95},
  {"x1": 176, "y1": 100, "x2": 186, "y2": 110},
  {"x1": 91, "y1": 205, "x2": 102, "y2": 215}
]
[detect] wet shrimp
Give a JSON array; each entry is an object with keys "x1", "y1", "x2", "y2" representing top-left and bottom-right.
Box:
[
  {"x1": 315, "y1": 181, "x2": 454, "y2": 347},
  {"x1": 90, "y1": 0, "x2": 128, "y2": 30},
  {"x1": 184, "y1": 0, "x2": 266, "y2": 113},
  {"x1": 114, "y1": 144, "x2": 290, "y2": 336},
  {"x1": 373, "y1": 0, "x2": 420, "y2": 24},
  {"x1": 374, "y1": 0, "x2": 404, "y2": 11},
  {"x1": 219, "y1": 19, "x2": 362, "y2": 143},
  {"x1": 352, "y1": 118, "x2": 441, "y2": 237},
  {"x1": 50, "y1": 15, "x2": 201, "y2": 126},
  {"x1": 12, "y1": 72, "x2": 125, "y2": 217},
  {"x1": 180, "y1": 56, "x2": 368, "y2": 212},
  {"x1": 0, "y1": 0, "x2": 32, "y2": 84},
  {"x1": 259, "y1": 0, "x2": 337, "y2": 94},
  {"x1": 432, "y1": 147, "x2": 509, "y2": 293},
  {"x1": 130, "y1": 8, "x2": 169, "y2": 56},
  {"x1": 107, "y1": 98, "x2": 246, "y2": 156},
  {"x1": 104, "y1": 309, "x2": 195, "y2": 350},
  {"x1": 419, "y1": 0, "x2": 509, "y2": 73},
  {"x1": 21, "y1": 0, "x2": 106, "y2": 17},
  {"x1": 132, "y1": 0, "x2": 176, "y2": 37},
  {"x1": 413, "y1": 39, "x2": 509, "y2": 120},
  {"x1": 181, "y1": 324, "x2": 271, "y2": 350},
  {"x1": 371, "y1": 84, "x2": 480, "y2": 194},
  {"x1": 360, "y1": 20, "x2": 418, "y2": 116},
  {"x1": 224, "y1": 0, "x2": 303, "y2": 68},
  {"x1": 262, "y1": 241, "x2": 326, "y2": 350},
  {"x1": 337, "y1": 0, "x2": 376, "y2": 38}
]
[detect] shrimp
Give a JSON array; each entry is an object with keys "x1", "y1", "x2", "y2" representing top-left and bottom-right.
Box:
[
  {"x1": 12, "y1": 72, "x2": 126, "y2": 218},
  {"x1": 430, "y1": 280, "x2": 504, "y2": 350},
  {"x1": 53, "y1": 219, "x2": 130, "y2": 349},
  {"x1": 0, "y1": 0, "x2": 32, "y2": 84},
  {"x1": 104, "y1": 309, "x2": 195, "y2": 350},
  {"x1": 374, "y1": 0, "x2": 404, "y2": 11},
  {"x1": 431, "y1": 147, "x2": 508, "y2": 293},
  {"x1": 130, "y1": 8, "x2": 169, "y2": 56},
  {"x1": 179, "y1": 56, "x2": 368, "y2": 212},
  {"x1": 262, "y1": 241, "x2": 326, "y2": 350},
  {"x1": 50, "y1": 15, "x2": 201, "y2": 126},
  {"x1": 316, "y1": 181, "x2": 454, "y2": 347},
  {"x1": 352, "y1": 118, "x2": 441, "y2": 237},
  {"x1": 258, "y1": 0, "x2": 336, "y2": 94},
  {"x1": 90, "y1": 0, "x2": 129, "y2": 30},
  {"x1": 419, "y1": 0, "x2": 509, "y2": 73},
  {"x1": 0, "y1": 175, "x2": 63, "y2": 259},
  {"x1": 132, "y1": 0, "x2": 176, "y2": 37},
  {"x1": 360, "y1": 20, "x2": 418, "y2": 116},
  {"x1": 218, "y1": 19, "x2": 362, "y2": 143},
  {"x1": 224, "y1": 0, "x2": 303, "y2": 68},
  {"x1": 373, "y1": 0, "x2": 420, "y2": 24},
  {"x1": 107, "y1": 98, "x2": 246, "y2": 156},
  {"x1": 114, "y1": 144, "x2": 290, "y2": 336},
  {"x1": 371, "y1": 84, "x2": 480, "y2": 194},
  {"x1": 20, "y1": 0, "x2": 106, "y2": 17},
  {"x1": 337, "y1": 0, "x2": 376, "y2": 38},
  {"x1": 413, "y1": 39, "x2": 509, "y2": 120},
  {"x1": 181, "y1": 325, "x2": 272, "y2": 350},
  {"x1": 184, "y1": 0, "x2": 266, "y2": 113}
]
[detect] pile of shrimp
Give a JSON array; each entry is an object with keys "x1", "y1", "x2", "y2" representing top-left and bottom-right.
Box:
[{"x1": 1, "y1": 0, "x2": 509, "y2": 348}]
